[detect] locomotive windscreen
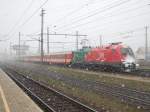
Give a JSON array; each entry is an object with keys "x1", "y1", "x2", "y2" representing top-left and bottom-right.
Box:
[{"x1": 121, "y1": 47, "x2": 134, "y2": 57}]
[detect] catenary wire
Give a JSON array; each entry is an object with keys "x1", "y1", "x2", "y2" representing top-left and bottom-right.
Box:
[
  {"x1": 55, "y1": 0, "x2": 131, "y2": 30},
  {"x1": 57, "y1": 3, "x2": 147, "y2": 31},
  {"x1": 5, "y1": 0, "x2": 49, "y2": 41}
]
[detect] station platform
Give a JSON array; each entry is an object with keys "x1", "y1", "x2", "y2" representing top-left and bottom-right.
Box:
[{"x1": 0, "y1": 68, "x2": 43, "y2": 112}]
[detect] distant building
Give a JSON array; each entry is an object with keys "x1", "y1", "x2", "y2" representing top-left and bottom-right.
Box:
[
  {"x1": 12, "y1": 45, "x2": 29, "y2": 56},
  {"x1": 136, "y1": 47, "x2": 150, "y2": 60}
]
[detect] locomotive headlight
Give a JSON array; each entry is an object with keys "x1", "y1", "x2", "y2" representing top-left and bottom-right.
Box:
[
  {"x1": 122, "y1": 61, "x2": 128, "y2": 64},
  {"x1": 121, "y1": 59, "x2": 125, "y2": 62},
  {"x1": 135, "y1": 64, "x2": 140, "y2": 70},
  {"x1": 122, "y1": 61, "x2": 132, "y2": 67},
  {"x1": 136, "y1": 64, "x2": 140, "y2": 67},
  {"x1": 124, "y1": 63, "x2": 130, "y2": 67}
]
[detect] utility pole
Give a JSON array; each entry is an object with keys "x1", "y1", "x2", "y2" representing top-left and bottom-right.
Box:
[
  {"x1": 38, "y1": 36, "x2": 41, "y2": 54},
  {"x1": 40, "y1": 9, "x2": 45, "y2": 62},
  {"x1": 19, "y1": 32, "x2": 21, "y2": 58},
  {"x1": 76, "y1": 31, "x2": 79, "y2": 51},
  {"x1": 99, "y1": 35, "x2": 102, "y2": 47},
  {"x1": 47, "y1": 27, "x2": 49, "y2": 54},
  {"x1": 145, "y1": 26, "x2": 148, "y2": 60}
]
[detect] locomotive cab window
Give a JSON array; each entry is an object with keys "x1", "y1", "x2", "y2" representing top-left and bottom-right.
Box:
[{"x1": 121, "y1": 47, "x2": 134, "y2": 56}]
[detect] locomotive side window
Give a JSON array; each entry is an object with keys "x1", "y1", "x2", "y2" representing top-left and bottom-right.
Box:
[{"x1": 112, "y1": 49, "x2": 116, "y2": 54}]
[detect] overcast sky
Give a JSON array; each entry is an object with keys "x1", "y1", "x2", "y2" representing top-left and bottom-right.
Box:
[{"x1": 0, "y1": 0, "x2": 150, "y2": 54}]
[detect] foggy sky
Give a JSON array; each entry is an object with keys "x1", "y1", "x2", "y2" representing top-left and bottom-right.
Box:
[{"x1": 0, "y1": 0, "x2": 150, "y2": 55}]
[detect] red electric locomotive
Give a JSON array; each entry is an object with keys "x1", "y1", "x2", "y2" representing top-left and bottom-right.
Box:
[{"x1": 84, "y1": 42, "x2": 139, "y2": 71}]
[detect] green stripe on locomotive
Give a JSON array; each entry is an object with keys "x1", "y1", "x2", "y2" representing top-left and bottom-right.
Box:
[{"x1": 72, "y1": 47, "x2": 91, "y2": 64}]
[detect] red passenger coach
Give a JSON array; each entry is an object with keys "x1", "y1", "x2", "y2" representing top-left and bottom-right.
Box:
[
  {"x1": 44, "y1": 52, "x2": 73, "y2": 64},
  {"x1": 24, "y1": 56, "x2": 41, "y2": 62},
  {"x1": 23, "y1": 52, "x2": 73, "y2": 65}
]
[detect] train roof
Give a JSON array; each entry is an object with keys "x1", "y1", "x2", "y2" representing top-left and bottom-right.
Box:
[{"x1": 92, "y1": 43, "x2": 129, "y2": 51}]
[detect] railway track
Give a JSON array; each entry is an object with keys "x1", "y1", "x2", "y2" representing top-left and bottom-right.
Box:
[
  {"x1": 63, "y1": 76, "x2": 150, "y2": 110},
  {"x1": 71, "y1": 64, "x2": 150, "y2": 77},
  {"x1": 2, "y1": 64, "x2": 150, "y2": 111},
  {"x1": 132, "y1": 68, "x2": 150, "y2": 77},
  {"x1": 2, "y1": 66, "x2": 99, "y2": 112},
  {"x1": 91, "y1": 81, "x2": 150, "y2": 110},
  {"x1": 17, "y1": 61, "x2": 150, "y2": 77}
]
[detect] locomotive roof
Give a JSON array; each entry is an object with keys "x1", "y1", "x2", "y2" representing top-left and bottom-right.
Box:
[{"x1": 91, "y1": 43, "x2": 129, "y2": 51}]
